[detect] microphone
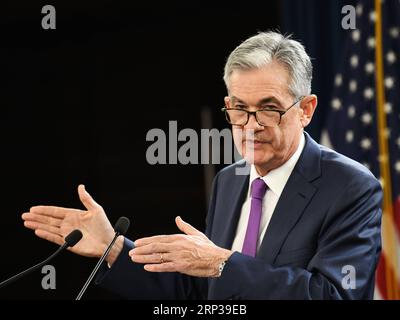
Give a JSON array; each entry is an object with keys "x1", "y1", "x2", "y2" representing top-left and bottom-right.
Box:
[
  {"x1": 76, "y1": 216, "x2": 130, "y2": 300},
  {"x1": 0, "y1": 229, "x2": 83, "y2": 289}
]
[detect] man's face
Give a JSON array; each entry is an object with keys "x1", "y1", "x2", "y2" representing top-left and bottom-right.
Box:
[{"x1": 225, "y1": 62, "x2": 309, "y2": 175}]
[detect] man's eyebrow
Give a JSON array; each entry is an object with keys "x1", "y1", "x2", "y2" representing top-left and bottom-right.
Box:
[
  {"x1": 230, "y1": 96, "x2": 284, "y2": 109},
  {"x1": 230, "y1": 96, "x2": 246, "y2": 104},
  {"x1": 257, "y1": 97, "x2": 283, "y2": 107},
  {"x1": 231, "y1": 96, "x2": 281, "y2": 105}
]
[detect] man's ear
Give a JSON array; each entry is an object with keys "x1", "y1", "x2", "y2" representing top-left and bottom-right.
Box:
[
  {"x1": 299, "y1": 95, "x2": 318, "y2": 128},
  {"x1": 224, "y1": 96, "x2": 230, "y2": 107}
]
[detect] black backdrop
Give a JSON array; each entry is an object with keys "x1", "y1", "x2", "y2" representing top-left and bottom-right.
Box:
[{"x1": 1, "y1": 1, "x2": 282, "y2": 299}]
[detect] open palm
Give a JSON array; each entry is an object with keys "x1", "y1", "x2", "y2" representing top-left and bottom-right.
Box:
[{"x1": 22, "y1": 185, "x2": 115, "y2": 258}]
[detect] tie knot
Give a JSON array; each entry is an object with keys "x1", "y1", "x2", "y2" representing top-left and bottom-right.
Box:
[{"x1": 251, "y1": 178, "x2": 267, "y2": 200}]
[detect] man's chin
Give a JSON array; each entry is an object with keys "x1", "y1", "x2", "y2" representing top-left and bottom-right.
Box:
[{"x1": 243, "y1": 153, "x2": 272, "y2": 167}]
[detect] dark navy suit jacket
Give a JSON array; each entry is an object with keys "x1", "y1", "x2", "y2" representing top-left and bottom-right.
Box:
[{"x1": 96, "y1": 132, "x2": 382, "y2": 299}]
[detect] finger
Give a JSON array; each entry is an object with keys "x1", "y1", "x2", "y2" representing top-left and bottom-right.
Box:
[
  {"x1": 130, "y1": 253, "x2": 169, "y2": 264},
  {"x1": 78, "y1": 184, "x2": 100, "y2": 211},
  {"x1": 134, "y1": 234, "x2": 182, "y2": 247},
  {"x1": 21, "y1": 212, "x2": 62, "y2": 227},
  {"x1": 35, "y1": 229, "x2": 64, "y2": 246},
  {"x1": 175, "y1": 216, "x2": 205, "y2": 237},
  {"x1": 29, "y1": 206, "x2": 70, "y2": 219},
  {"x1": 130, "y1": 242, "x2": 177, "y2": 255},
  {"x1": 144, "y1": 262, "x2": 177, "y2": 273},
  {"x1": 24, "y1": 220, "x2": 61, "y2": 236}
]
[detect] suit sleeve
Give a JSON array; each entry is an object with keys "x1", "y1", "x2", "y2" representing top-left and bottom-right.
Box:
[{"x1": 208, "y1": 173, "x2": 382, "y2": 300}]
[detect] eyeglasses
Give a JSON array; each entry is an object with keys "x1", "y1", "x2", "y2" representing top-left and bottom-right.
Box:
[{"x1": 221, "y1": 96, "x2": 304, "y2": 127}]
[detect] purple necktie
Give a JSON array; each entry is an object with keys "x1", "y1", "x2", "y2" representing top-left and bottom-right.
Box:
[{"x1": 242, "y1": 178, "x2": 267, "y2": 257}]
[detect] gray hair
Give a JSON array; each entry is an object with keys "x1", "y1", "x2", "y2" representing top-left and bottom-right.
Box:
[{"x1": 223, "y1": 31, "x2": 313, "y2": 99}]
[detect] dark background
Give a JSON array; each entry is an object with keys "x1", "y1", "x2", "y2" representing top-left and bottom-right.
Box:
[{"x1": 0, "y1": 0, "x2": 352, "y2": 299}]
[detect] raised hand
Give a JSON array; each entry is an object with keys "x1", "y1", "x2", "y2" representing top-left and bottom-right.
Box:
[{"x1": 22, "y1": 185, "x2": 116, "y2": 260}]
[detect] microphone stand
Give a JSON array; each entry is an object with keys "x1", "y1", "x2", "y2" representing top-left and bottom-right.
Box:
[{"x1": 75, "y1": 233, "x2": 121, "y2": 300}]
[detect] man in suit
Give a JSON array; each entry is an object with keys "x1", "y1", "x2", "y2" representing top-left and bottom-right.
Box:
[{"x1": 22, "y1": 31, "x2": 382, "y2": 299}]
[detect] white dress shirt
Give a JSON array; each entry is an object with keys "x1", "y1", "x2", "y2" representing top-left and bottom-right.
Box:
[{"x1": 231, "y1": 133, "x2": 306, "y2": 254}]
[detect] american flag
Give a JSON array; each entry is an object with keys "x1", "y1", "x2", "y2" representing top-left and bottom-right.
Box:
[{"x1": 321, "y1": 0, "x2": 400, "y2": 299}]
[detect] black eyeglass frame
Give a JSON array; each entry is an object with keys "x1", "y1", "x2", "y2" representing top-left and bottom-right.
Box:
[{"x1": 221, "y1": 96, "x2": 305, "y2": 127}]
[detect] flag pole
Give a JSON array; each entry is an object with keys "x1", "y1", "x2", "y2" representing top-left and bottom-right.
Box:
[{"x1": 374, "y1": 0, "x2": 400, "y2": 300}]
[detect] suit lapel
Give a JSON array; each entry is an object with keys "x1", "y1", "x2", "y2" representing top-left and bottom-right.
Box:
[
  {"x1": 257, "y1": 170, "x2": 317, "y2": 263},
  {"x1": 257, "y1": 132, "x2": 321, "y2": 264}
]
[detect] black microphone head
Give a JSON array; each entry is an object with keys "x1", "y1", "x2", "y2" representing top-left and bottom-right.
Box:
[
  {"x1": 114, "y1": 216, "x2": 130, "y2": 235},
  {"x1": 64, "y1": 229, "x2": 83, "y2": 247}
]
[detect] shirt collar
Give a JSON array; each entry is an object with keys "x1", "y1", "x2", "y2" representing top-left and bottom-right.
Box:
[{"x1": 249, "y1": 133, "x2": 305, "y2": 197}]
